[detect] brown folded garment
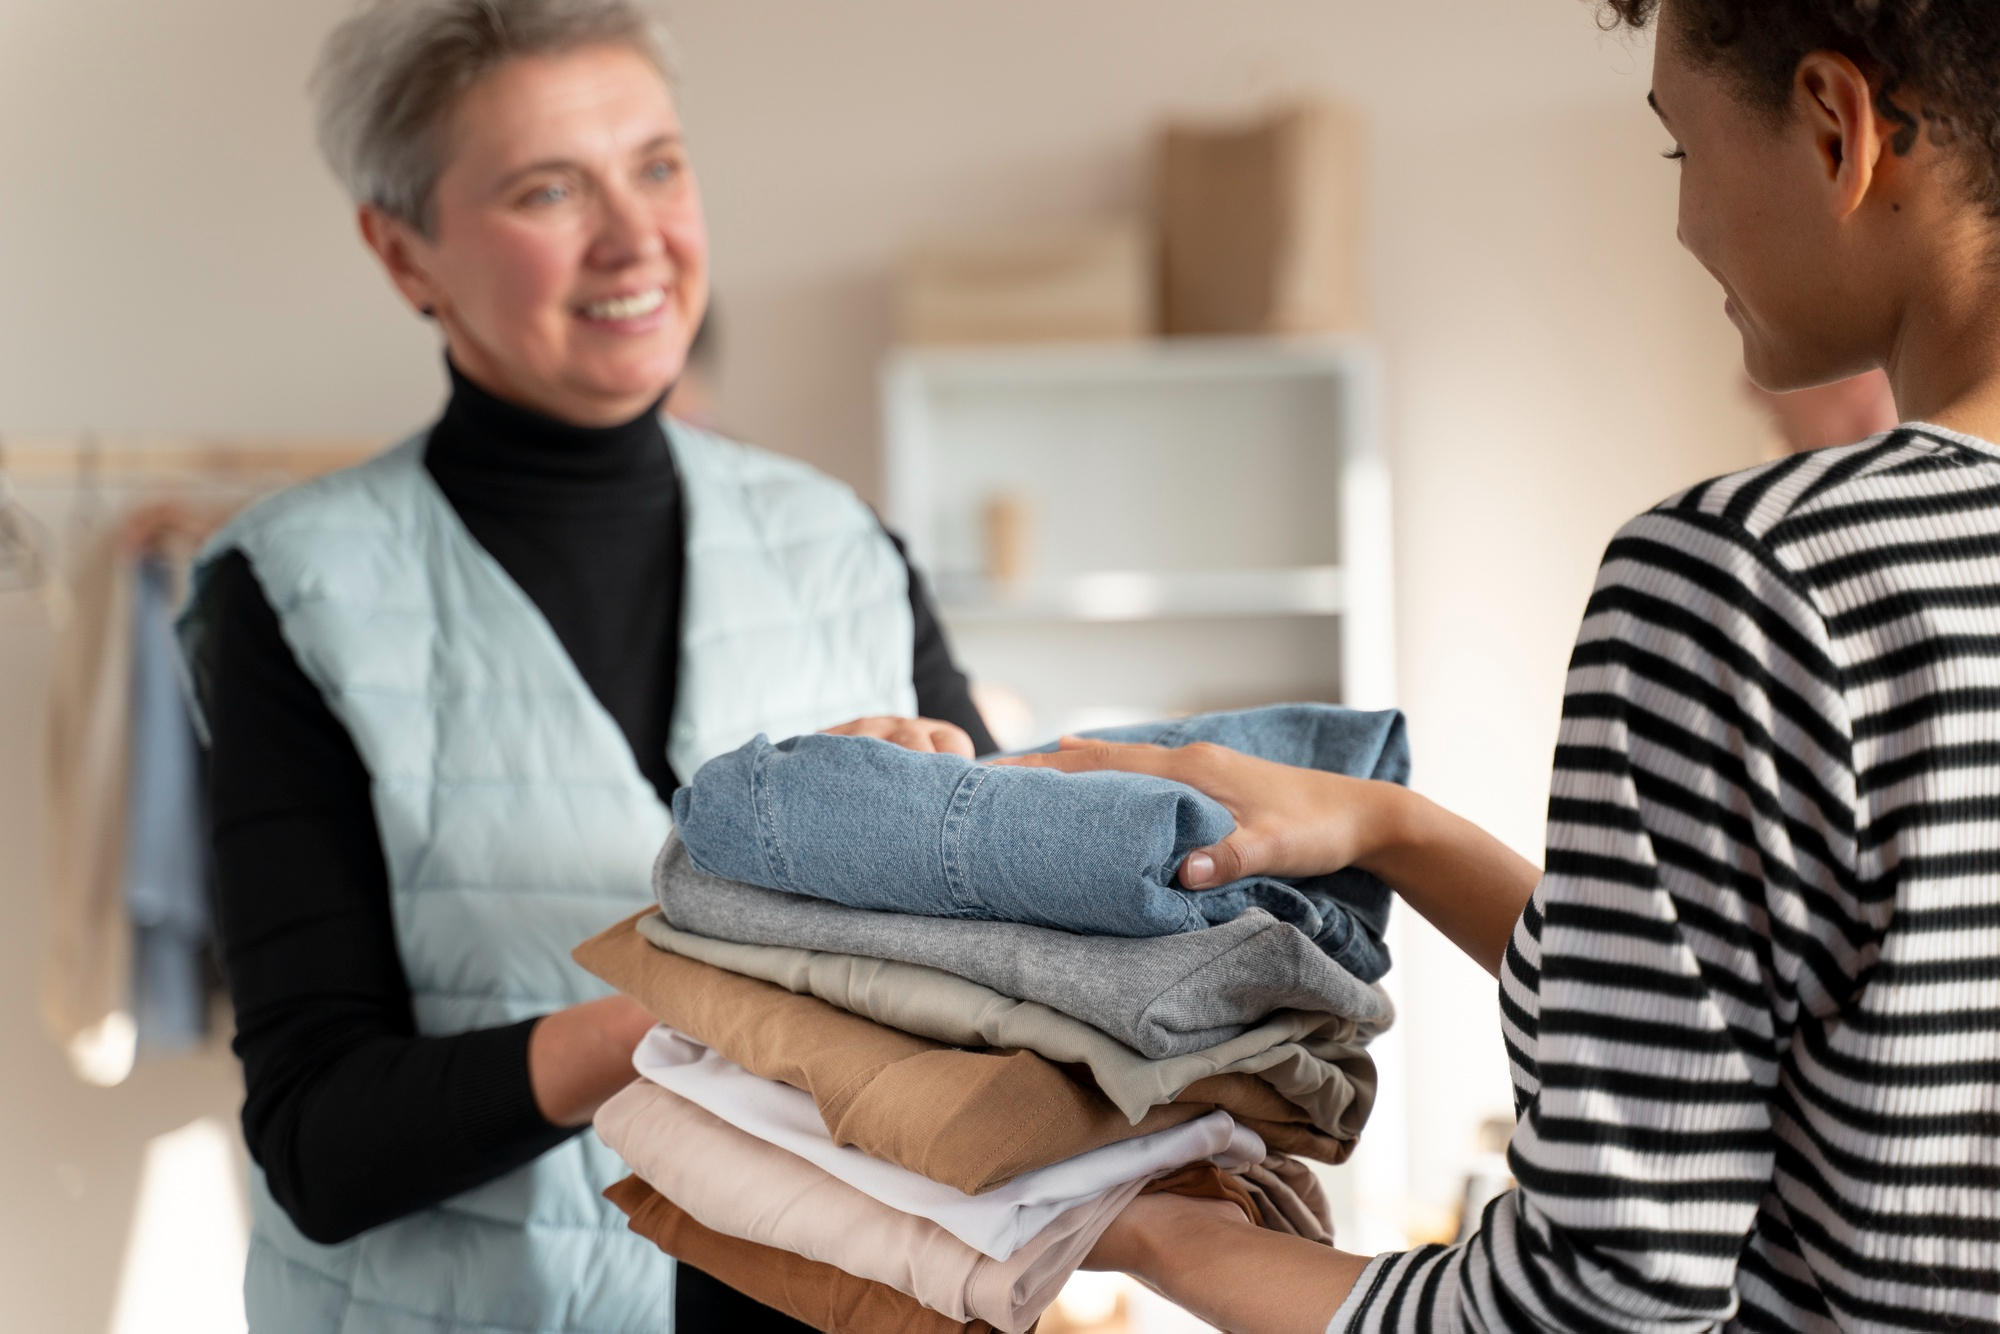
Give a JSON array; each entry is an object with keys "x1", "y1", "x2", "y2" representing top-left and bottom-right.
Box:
[
  {"x1": 605, "y1": 1176, "x2": 1008, "y2": 1334},
  {"x1": 1238, "y1": 1154, "x2": 1335, "y2": 1244},
  {"x1": 1138, "y1": 1163, "x2": 1259, "y2": 1224},
  {"x1": 577, "y1": 914, "x2": 1343, "y2": 1193}
]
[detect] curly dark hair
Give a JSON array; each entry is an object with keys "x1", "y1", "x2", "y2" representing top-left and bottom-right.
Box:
[{"x1": 1599, "y1": 0, "x2": 2000, "y2": 212}]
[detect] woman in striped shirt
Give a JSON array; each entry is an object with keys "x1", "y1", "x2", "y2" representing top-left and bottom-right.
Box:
[{"x1": 1017, "y1": 1, "x2": 2000, "y2": 1329}]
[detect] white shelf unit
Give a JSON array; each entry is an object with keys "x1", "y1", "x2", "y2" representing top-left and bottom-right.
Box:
[{"x1": 884, "y1": 336, "x2": 1394, "y2": 743}]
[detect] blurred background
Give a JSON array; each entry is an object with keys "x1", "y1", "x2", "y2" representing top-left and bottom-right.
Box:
[{"x1": 0, "y1": 0, "x2": 1840, "y2": 1329}]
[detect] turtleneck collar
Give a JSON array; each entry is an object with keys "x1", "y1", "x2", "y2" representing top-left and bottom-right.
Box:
[{"x1": 424, "y1": 360, "x2": 678, "y2": 515}]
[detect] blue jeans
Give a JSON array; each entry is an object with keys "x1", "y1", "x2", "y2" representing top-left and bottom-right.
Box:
[{"x1": 671, "y1": 704, "x2": 1407, "y2": 980}]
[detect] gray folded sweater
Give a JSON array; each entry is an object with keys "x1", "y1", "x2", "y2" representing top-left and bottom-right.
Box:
[{"x1": 653, "y1": 836, "x2": 1391, "y2": 1060}]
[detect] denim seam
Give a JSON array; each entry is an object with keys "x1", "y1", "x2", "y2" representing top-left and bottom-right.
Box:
[
  {"x1": 939, "y1": 764, "x2": 993, "y2": 913},
  {"x1": 748, "y1": 742, "x2": 796, "y2": 895},
  {"x1": 1167, "y1": 868, "x2": 1211, "y2": 932}
]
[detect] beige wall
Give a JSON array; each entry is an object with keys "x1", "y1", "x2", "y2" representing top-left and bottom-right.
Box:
[{"x1": 0, "y1": 0, "x2": 1765, "y2": 1324}]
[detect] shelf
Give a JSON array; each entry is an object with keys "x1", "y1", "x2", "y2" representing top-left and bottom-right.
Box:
[
  {"x1": 936, "y1": 566, "x2": 1343, "y2": 623},
  {"x1": 886, "y1": 334, "x2": 1378, "y2": 389}
]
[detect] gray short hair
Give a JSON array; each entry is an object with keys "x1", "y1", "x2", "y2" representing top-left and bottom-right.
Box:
[{"x1": 312, "y1": 0, "x2": 676, "y2": 235}]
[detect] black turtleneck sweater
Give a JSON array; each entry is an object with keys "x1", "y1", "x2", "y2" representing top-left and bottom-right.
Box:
[{"x1": 196, "y1": 368, "x2": 993, "y2": 1261}]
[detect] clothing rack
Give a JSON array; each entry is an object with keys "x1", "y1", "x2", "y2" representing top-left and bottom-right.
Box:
[
  {"x1": 0, "y1": 434, "x2": 385, "y2": 596},
  {"x1": 0, "y1": 434, "x2": 383, "y2": 487}
]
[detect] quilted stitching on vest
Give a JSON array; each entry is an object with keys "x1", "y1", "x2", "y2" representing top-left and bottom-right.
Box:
[{"x1": 182, "y1": 425, "x2": 916, "y2": 1334}]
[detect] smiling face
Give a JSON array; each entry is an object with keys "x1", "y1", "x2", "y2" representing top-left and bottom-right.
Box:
[
  {"x1": 362, "y1": 44, "x2": 708, "y2": 426},
  {"x1": 1651, "y1": 25, "x2": 1885, "y2": 393}
]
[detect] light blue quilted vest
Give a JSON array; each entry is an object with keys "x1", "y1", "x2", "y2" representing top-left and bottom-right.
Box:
[{"x1": 181, "y1": 422, "x2": 916, "y2": 1334}]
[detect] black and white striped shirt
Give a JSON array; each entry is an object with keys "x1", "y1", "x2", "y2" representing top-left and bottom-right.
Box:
[{"x1": 1336, "y1": 426, "x2": 2000, "y2": 1333}]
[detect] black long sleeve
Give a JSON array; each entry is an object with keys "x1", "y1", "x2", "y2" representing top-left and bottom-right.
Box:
[
  {"x1": 200, "y1": 368, "x2": 990, "y2": 1247},
  {"x1": 202, "y1": 549, "x2": 571, "y2": 1244}
]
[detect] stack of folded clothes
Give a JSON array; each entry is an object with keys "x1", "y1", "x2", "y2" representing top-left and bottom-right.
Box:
[{"x1": 573, "y1": 704, "x2": 1405, "y2": 1334}]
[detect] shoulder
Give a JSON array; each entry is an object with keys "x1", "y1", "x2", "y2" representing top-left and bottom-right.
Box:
[
  {"x1": 664, "y1": 419, "x2": 846, "y2": 491},
  {"x1": 1634, "y1": 426, "x2": 1995, "y2": 556},
  {"x1": 1598, "y1": 427, "x2": 2000, "y2": 609},
  {"x1": 665, "y1": 419, "x2": 886, "y2": 540},
  {"x1": 207, "y1": 436, "x2": 428, "y2": 554}
]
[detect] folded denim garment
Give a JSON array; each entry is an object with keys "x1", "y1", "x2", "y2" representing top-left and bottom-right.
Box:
[
  {"x1": 671, "y1": 704, "x2": 1406, "y2": 978},
  {"x1": 638, "y1": 914, "x2": 1379, "y2": 1137},
  {"x1": 605, "y1": 1176, "x2": 1000, "y2": 1334},
  {"x1": 575, "y1": 914, "x2": 1347, "y2": 1192},
  {"x1": 597, "y1": 1080, "x2": 1143, "y2": 1333},
  {"x1": 653, "y1": 838, "x2": 1391, "y2": 1059}
]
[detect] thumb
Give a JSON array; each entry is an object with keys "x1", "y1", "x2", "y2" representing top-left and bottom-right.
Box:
[{"x1": 1179, "y1": 836, "x2": 1249, "y2": 889}]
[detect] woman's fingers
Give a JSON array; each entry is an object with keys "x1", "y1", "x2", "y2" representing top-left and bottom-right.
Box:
[
  {"x1": 923, "y1": 719, "x2": 977, "y2": 758},
  {"x1": 821, "y1": 715, "x2": 976, "y2": 758},
  {"x1": 994, "y1": 738, "x2": 1179, "y2": 774}
]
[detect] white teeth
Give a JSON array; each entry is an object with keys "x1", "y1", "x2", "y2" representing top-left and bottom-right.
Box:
[{"x1": 582, "y1": 288, "x2": 665, "y2": 320}]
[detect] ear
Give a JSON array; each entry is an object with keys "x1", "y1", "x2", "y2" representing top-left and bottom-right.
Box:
[
  {"x1": 357, "y1": 205, "x2": 444, "y2": 319},
  {"x1": 1796, "y1": 51, "x2": 1898, "y2": 219}
]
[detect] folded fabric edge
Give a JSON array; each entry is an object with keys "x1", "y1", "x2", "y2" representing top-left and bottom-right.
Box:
[
  {"x1": 586, "y1": 911, "x2": 1360, "y2": 1176},
  {"x1": 1163, "y1": 910, "x2": 1396, "y2": 1033},
  {"x1": 603, "y1": 1176, "x2": 1010, "y2": 1334},
  {"x1": 634, "y1": 908, "x2": 1381, "y2": 1138}
]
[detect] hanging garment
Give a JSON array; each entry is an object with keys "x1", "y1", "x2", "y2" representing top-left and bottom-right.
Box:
[
  {"x1": 632, "y1": 1026, "x2": 1261, "y2": 1260},
  {"x1": 41, "y1": 529, "x2": 137, "y2": 1051},
  {"x1": 576, "y1": 913, "x2": 1347, "y2": 1192},
  {"x1": 637, "y1": 914, "x2": 1378, "y2": 1136},
  {"x1": 43, "y1": 515, "x2": 218, "y2": 1073},
  {"x1": 671, "y1": 704, "x2": 1405, "y2": 978},
  {"x1": 123, "y1": 557, "x2": 212, "y2": 1052},
  {"x1": 654, "y1": 836, "x2": 1389, "y2": 1059}
]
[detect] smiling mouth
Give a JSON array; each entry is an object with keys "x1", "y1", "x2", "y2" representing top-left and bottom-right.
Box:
[{"x1": 580, "y1": 288, "x2": 666, "y2": 321}]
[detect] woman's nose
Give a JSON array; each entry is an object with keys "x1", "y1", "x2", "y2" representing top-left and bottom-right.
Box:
[{"x1": 587, "y1": 183, "x2": 666, "y2": 270}]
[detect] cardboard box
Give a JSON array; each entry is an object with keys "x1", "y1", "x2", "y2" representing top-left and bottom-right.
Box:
[{"x1": 1158, "y1": 101, "x2": 1365, "y2": 335}]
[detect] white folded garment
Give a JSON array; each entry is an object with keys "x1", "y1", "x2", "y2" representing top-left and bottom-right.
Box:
[{"x1": 632, "y1": 1025, "x2": 1263, "y2": 1261}]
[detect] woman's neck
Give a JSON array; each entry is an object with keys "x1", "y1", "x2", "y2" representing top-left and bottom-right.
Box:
[
  {"x1": 1883, "y1": 227, "x2": 2000, "y2": 441},
  {"x1": 425, "y1": 360, "x2": 676, "y2": 513}
]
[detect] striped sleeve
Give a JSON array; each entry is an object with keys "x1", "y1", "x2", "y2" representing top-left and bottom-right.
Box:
[{"x1": 1334, "y1": 496, "x2": 1858, "y2": 1334}]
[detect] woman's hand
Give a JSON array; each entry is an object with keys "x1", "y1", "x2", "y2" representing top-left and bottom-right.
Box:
[
  {"x1": 823, "y1": 715, "x2": 977, "y2": 758},
  {"x1": 997, "y1": 738, "x2": 1407, "y2": 889},
  {"x1": 999, "y1": 737, "x2": 1542, "y2": 978},
  {"x1": 526, "y1": 995, "x2": 658, "y2": 1128},
  {"x1": 1083, "y1": 1192, "x2": 1367, "y2": 1334}
]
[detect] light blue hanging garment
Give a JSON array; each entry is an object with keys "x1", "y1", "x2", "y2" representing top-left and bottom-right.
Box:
[{"x1": 123, "y1": 555, "x2": 212, "y2": 1052}]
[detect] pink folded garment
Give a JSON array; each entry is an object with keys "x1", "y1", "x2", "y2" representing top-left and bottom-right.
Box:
[
  {"x1": 596, "y1": 1079, "x2": 1146, "y2": 1334},
  {"x1": 633, "y1": 1026, "x2": 1261, "y2": 1260}
]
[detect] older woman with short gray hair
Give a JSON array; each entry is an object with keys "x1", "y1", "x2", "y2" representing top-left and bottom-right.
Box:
[{"x1": 181, "y1": 2, "x2": 993, "y2": 1331}]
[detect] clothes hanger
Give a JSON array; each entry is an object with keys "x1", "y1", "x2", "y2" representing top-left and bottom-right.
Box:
[
  {"x1": 0, "y1": 435, "x2": 53, "y2": 593},
  {"x1": 67, "y1": 431, "x2": 110, "y2": 542}
]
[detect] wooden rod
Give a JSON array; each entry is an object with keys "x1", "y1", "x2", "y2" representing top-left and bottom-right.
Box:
[{"x1": 0, "y1": 434, "x2": 385, "y2": 483}]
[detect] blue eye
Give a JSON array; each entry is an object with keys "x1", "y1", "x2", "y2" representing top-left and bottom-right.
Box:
[
  {"x1": 526, "y1": 183, "x2": 568, "y2": 206},
  {"x1": 643, "y1": 159, "x2": 677, "y2": 184}
]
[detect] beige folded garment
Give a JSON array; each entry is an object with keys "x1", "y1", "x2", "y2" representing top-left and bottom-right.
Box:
[
  {"x1": 638, "y1": 913, "x2": 1376, "y2": 1138},
  {"x1": 1239, "y1": 1155, "x2": 1335, "y2": 1244},
  {"x1": 577, "y1": 913, "x2": 1348, "y2": 1195},
  {"x1": 597, "y1": 1080, "x2": 1140, "y2": 1333},
  {"x1": 604, "y1": 1176, "x2": 1001, "y2": 1334}
]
